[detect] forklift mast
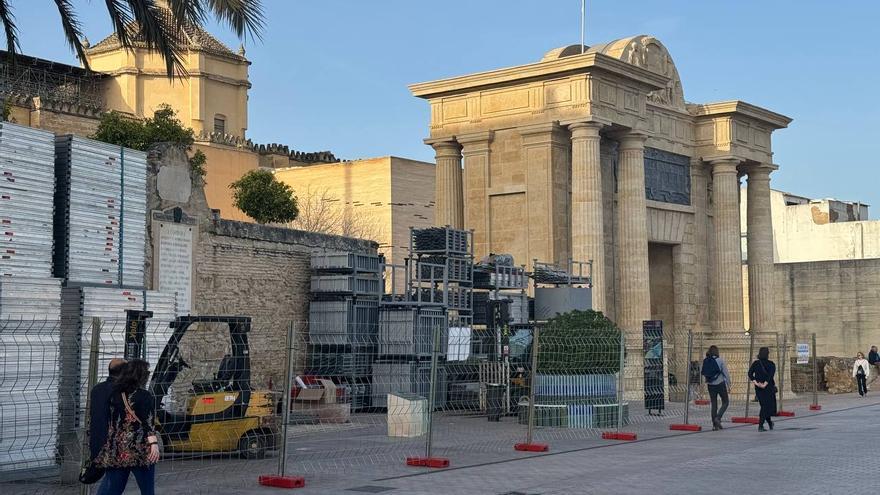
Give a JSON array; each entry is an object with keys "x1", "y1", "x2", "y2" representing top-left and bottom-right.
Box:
[{"x1": 149, "y1": 316, "x2": 252, "y2": 409}]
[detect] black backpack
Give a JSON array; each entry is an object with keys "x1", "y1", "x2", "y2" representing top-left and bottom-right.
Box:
[{"x1": 702, "y1": 356, "x2": 721, "y2": 382}]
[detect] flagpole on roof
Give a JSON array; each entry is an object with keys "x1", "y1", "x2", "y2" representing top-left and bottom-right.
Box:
[{"x1": 581, "y1": 0, "x2": 586, "y2": 53}]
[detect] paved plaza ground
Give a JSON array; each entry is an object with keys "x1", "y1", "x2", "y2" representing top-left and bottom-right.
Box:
[{"x1": 4, "y1": 392, "x2": 876, "y2": 494}]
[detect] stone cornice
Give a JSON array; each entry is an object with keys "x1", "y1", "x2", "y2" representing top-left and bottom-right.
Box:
[
  {"x1": 410, "y1": 52, "x2": 668, "y2": 99},
  {"x1": 100, "y1": 67, "x2": 251, "y2": 88},
  {"x1": 688, "y1": 100, "x2": 792, "y2": 129},
  {"x1": 87, "y1": 44, "x2": 250, "y2": 65}
]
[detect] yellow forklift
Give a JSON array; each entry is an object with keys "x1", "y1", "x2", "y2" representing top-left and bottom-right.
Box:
[{"x1": 147, "y1": 316, "x2": 281, "y2": 458}]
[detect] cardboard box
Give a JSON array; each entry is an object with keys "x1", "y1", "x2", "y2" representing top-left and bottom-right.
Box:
[
  {"x1": 294, "y1": 379, "x2": 337, "y2": 403},
  {"x1": 292, "y1": 401, "x2": 350, "y2": 424},
  {"x1": 295, "y1": 388, "x2": 325, "y2": 401},
  {"x1": 317, "y1": 379, "x2": 337, "y2": 404}
]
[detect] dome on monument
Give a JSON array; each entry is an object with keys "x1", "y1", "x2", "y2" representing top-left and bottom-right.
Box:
[
  {"x1": 542, "y1": 35, "x2": 686, "y2": 111},
  {"x1": 541, "y1": 44, "x2": 590, "y2": 61}
]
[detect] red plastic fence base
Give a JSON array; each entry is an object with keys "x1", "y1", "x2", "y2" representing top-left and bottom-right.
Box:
[
  {"x1": 694, "y1": 399, "x2": 710, "y2": 406},
  {"x1": 406, "y1": 457, "x2": 450, "y2": 468},
  {"x1": 731, "y1": 416, "x2": 760, "y2": 424},
  {"x1": 258, "y1": 475, "x2": 305, "y2": 489},
  {"x1": 810, "y1": 404, "x2": 822, "y2": 411},
  {"x1": 669, "y1": 423, "x2": 702, "y2": 432},
  {"x1": 514, "y1": 443, "x2": 550, "y2": 452},
  {"x1": 602, "y1": 432, "x2": 637, "y2": 441},
  {"x1": 776, "y1": 410, "x2": 796, "y2": 417}
]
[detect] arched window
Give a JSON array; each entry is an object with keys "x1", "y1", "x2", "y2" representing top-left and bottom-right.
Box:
[{"x1": 213, "y1": 114, "x2": 226, "y2": 134}]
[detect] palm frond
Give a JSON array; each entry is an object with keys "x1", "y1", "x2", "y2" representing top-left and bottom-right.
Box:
[
  {"x1": 53, "y1": 0, "x2": 89, "y2": 70},
  {"x1": 123, "y1": 0, "x2": 187, "y2": 78},
  {"x1": 104, "y1": 0, "x2": 134, "y2": 49},
  {"x1": 0, "y1": 0, "x2": 20, "y2": 60},
  {"x1": 205, "y1": 0, "x2": 265, "y2": 41},
  {"x1": 166, "y1": 0, "x2": 208, "y2": 30}
]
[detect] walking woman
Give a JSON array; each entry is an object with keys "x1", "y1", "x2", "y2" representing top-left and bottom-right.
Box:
[
  {"x1": 702, "y1": 345, "x2": 731, "y2": 431},
  {"x1": 748, "y1": 347, "x2": 777, "y2": 432},
  {"x1": 95, "y1": 359, "x2": 160, "y2": 494},
  {"x1": 853, "y1": 352, "x2": 870, "y2": 397}
]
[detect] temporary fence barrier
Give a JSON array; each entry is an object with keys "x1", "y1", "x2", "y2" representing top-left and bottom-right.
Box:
[{"x1": 1, "y1": 318, "x2": 838, "y2": 492}]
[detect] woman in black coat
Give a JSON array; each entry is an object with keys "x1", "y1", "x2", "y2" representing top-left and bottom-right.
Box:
[{"x1": 748, "y1": 347, "x2": 777, "y2": 432}]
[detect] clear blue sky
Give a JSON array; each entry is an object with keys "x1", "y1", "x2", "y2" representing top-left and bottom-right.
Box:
[{"x1": 14, "y1": 0, "x2": 880, "y2": 210}]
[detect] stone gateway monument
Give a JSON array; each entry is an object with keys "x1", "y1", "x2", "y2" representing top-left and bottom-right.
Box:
[{"x1": 410, "y1": 35, "x2": 791, "y2": 335}]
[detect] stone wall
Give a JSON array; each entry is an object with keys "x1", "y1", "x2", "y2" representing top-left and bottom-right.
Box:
[
  {"x1": 145, "y1": 143, "x2": 378, "y2": 389},
  {"x1": 775, "y1": 258, "x2": 880, "y2": 357},
  {"x1": 28, "y1": 98, "x2": 101, "y2": 136},
  {"x1": 194, "y1": 219, "x2": 375, "y2": 387}
]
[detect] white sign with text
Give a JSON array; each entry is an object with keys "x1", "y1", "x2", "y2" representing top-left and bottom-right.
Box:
[{"x1": 158, "y1": 222, "x2": 193, "y2": 314}]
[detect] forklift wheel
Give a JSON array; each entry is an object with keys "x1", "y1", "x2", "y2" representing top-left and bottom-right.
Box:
[{"x1": 239, "y1": 431, "x2": 267, "y2": 459}]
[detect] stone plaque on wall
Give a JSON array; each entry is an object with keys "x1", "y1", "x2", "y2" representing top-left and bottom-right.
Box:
[
  {"x1": 644, "y1": 147, "x2": 690, "y2": 205},
  {"x1": 154, "y1": 209, "x2": 196, "y2": 314}
]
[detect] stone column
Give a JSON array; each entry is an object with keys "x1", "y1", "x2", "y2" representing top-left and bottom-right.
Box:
[
  {"x1": 459, "y1": 131, "x2": 493, "y2": 257},
  {"x1": 427, "y1": 138, "x2": 463, "y2": 228},
  {"x1": 709, "y1": 158, "x2": 745, "y2": 331},
  {"x1": 747, "y1": 164, "x2": 776, "y2": 331},
  {"x1": 690, "y1": 157, "x2": 710, "y2": 331},
  {"x1": 569, "y1": 121, "x2": 606, "y2": 312},
  {"x1": 615, "y1": 132, "x2": 651, "y2": 331}
]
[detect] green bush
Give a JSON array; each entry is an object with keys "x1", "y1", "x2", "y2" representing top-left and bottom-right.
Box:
[
  {"x1": 538, "y1": 310, "x2": 623, "y2": 374},
  {"x1": 230, "y1": 169, "x2": 299, "y2": 224},
  {"x1": 92, "y1": 104, "x2": 195, "y2": 151},
  {"x1": 188, "y1": 149, "x2": 207, "y2": 178},
  {"x1": 93, "y1": 104, "x2": 206, "y2": 179}
]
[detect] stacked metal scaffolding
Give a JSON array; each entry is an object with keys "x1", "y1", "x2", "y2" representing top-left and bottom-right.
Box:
[
  {"x1": 53, "y1": 135, "x2": 147, "y2": 287},
  {"x1": 470, "y1": 255, "x2": 529, "y2": 414},
  {"x1": 0, "y1": 122, "x2": 65, "y2": 472},
  {"x1": 307, "y1": 251, "x2": 382, "y2": 410},
  {"x1": 0, "y1": 123, "x2": 56, "y2": 279},
  {"x1": 58, "y1": 287, "x2": 178, "y2": 429},
  {"x1": 371, "y1": 227, "x2": 474, "y2": 410}
]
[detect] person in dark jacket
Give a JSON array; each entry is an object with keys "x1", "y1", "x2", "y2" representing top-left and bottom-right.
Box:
[
  {"x1": 868, "y1": 346, "x2": 880, "y2": 388},
  {"x1": 96, "y1": 359, "x2": 160, "y2": 495},
  {"x1": 748, "y1": 347, "x2": 777, "y2": 432},
  {"x1": 89, "y1": 358, "x2": 126, "y2": 461},
  {"x1": 704, "y1": 346, "x2": 732, "y2": 431}
]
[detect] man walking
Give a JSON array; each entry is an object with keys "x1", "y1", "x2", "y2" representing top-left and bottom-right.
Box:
[
  {"x1": 702, "y1": 345, "x2": 732, "y2": 431},
  {"x1": 868, "y1": 346, "x2": 880, "y2": 389},
  {"x1": 88, "y1": 358, "x2": 126, "y2": 461}
]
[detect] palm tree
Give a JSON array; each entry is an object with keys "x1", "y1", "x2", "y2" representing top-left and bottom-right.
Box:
[{"x1": 0, "y1": 0, "x2": 264, "y2": 77}]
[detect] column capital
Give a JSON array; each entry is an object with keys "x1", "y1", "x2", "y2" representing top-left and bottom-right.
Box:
[
  {"x1": 425, "y1": 137, "x2": 461, "y2": 157},
  {"x1": 745, "y1": 162, "x2": 778, "y2": 178},
  {"x1": 567, "y1": 120, "x2": 604, "y2": 139},
  {"x1": 613, "y1": 131, "x2": 649, "y2": 151},
  {"x1": 707, "y1": 156, "x2": 741, "y2": 175}
]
